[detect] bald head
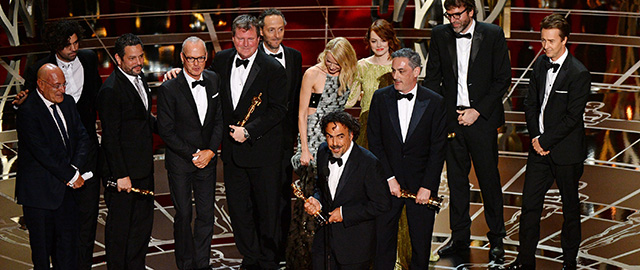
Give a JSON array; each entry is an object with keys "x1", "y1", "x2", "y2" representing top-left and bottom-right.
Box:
[{"x1": 36, "y1": 63, "x2": 67, "y2": 104}]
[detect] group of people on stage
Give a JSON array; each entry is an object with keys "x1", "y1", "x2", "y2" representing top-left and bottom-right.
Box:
[{"x1": 14, "y1": 0, "x2": 590, "y2": 269}]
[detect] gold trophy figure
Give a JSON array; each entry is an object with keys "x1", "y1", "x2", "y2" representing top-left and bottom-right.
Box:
[
  {"x1": 237, "y1": 93, "x2": 263, "y2": 127},
  {"x1": 399, "y1": 189, "x2": 444, "y2": 213},
  {"x1": 106, "y1": 179, "x2": 155, "y2": 196},
  {"x1": 292, "y1": 180, "x2": 328, "y2": 225}
]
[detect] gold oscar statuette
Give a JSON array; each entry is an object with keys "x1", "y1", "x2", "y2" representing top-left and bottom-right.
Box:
[
  {"x1": 292, "y1": 180, "x2": 328, "y2": 225},
  {"x1": 399, "y1": 189, "x2": 444, "y2": 213},
  {"x1": 106, "y1": 180, "x2": 155, "y2": 196},
  {"x1": 237, "y1": 93, "x2": 263, "y2": 127}
]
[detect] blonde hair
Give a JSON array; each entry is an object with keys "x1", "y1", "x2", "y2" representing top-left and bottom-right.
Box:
[{"x1": 317, "y1": 37, "x2": 358, "y2": 96}]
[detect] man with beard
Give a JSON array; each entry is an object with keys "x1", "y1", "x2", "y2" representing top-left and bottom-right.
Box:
[
  {"x1": 20, "y1": 20, "x2": 102, "y2": 269},
  {"x1": 97, "y1": 33, "x2": 156, "y2": 270},
  {"x1": 304, "y1": 111, "x2": 391, "y2": 270},
  {"x1": 422, "y1": 0, "x2": 511, "y2": 264}
]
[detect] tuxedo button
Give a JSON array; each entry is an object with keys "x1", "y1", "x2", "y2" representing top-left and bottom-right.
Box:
[{"x1": 468, "y1": 83, "x2": 472, "y2": 86}]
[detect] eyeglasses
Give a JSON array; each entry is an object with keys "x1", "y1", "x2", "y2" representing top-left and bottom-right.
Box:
[
  {"x1": 39, "y1": 79, "x2": 67, "y2": 90},
  {"x1": 184, "y1": 55, "x2": 207, "y2": 63},
  {"x1": 444, "y1": 8, "x2": 469, "y2": 20}
]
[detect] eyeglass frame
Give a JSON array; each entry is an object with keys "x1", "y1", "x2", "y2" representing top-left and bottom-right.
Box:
[
  {"x1": 444, "y1": 8, "x2": 470, "y2": 20},
  {"x1": 182, "y1": 53, "x2": 207, "y2": 64},
  {"x1": 38, "y1": 79, "x2": 68, "y2": 90}
]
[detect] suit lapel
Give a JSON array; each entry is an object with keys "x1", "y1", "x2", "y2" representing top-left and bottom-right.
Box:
[
  {"x1": 406, "y1": 87, "x2": 430, "y2": 141},
  {"x1": 469, "y1": 23, "x2": 483, "y2": 71},
  {"x1": 177, "y1": 73, "x2": 201, "y2": 126},
  {"x1": 202, "y1": 72, "x2": 217, "y2": 127},
  {"x1": 446, "y1": 29, "x2": 458, "y2": 80},
  {"x1": 238, "y1": 56, "x2": 261, "y2": 108},
  {"x1": 334, "y1": 145, "x2": 359, "y2": 201},
  {"x1": 550, "y1": 55, "x2": 571, "y2": 96},
  {"x1": 384, "y1": 89, "x2": 403, "y2": 142}
]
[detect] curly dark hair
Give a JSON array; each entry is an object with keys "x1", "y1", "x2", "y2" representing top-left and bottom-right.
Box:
[
  {"x1": 43, "y1": 20, "x2": 84, "y2": 53},
  {"x1": 114, "y1": 33, "x2": 143, "y2": 58},
  {"x1": 320, "y1": 111, "x2": 360, "y2": 141}
]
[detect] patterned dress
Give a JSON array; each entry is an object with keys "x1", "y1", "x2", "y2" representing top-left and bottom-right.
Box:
[
  {"x1": 286, "y1": 74, "x2": 349, "y2": 270},
  {"x1": 346, "y1": 59, "x2": 393, "y2": 149}
]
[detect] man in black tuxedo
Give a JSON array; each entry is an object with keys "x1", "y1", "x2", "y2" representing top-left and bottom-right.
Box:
[
  {"x1": 16, "y1": 64, "x2": 91, "y2": 269},
  {"x1": 423, "y1": 0, "x2": 511, "y2": 262},
  {"x1": 257, "y1": 9, "x2": 303, "y2": 259},
  {"x1": 508, "y1": 14, "x2": 591, "y2": 270},
  {"x1": 304, "y1": 111, "x2": 391, "y2": 270},
  {"x1": 368, "y1": 48, "x2": 447, "y2": 269},
  {"x1": 158, "y1": 36, "x2": 223, "y2": 270},
  {"x1": 211, "y1": 14, "x2": 288, "y2": 270},
  {"x1": 97, "y1": 33, "x2": 156, "y2": 270},
  {"x1": 19, "y1": 20, "x2": 102, "y2": 270}
]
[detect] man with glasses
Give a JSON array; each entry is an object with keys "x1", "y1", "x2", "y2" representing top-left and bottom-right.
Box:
[
  {"x1": 423, "y1": 0, "x2": 511, "y2": 264},
  {"x1": 157, "y1": 36, "x2": 223, "y2": 270}
]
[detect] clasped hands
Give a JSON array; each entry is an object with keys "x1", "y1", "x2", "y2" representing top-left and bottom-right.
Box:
[
  {"x1": 304, "y1": 197, "x2": 342, "y2": 223},
  {"x1": 192, "y1": 149, "x2": 215, "y2": 168},
  {"x1": 531, "y1": 137, "x2": 550, "y2": 156},
  {"x1": 457, "y1": 108, "x2": 480, "y2": 126},
  {"x1": 388, "y1": 178, "x2": 431, "y2": 205}
]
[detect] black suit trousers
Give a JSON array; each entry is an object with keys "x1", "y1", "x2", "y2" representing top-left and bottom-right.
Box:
[
  {"x1": 105, "y1": 175, "x2": 154, "y2": 270},
  {"x1": 224, "y1": 161, "x2": 282, "y2": 269},
  {"x1": 446, "y1": 123, "x2": 505, "y2": 244},
  {"x1": 168, "y1": 168, "x2": 216, "y2": 270},
  {"x1": 375, "y1": 197, "x2": 436, "y2": 270},
  {"x1": 23, "y1": 189, "x2": 78, "y2": 270},
  {"x1": 518, "y1": 153, "x2": 583, "y2": 268},
  {"x1": 74, "y1": 176, "x2": 101, "y2": 270},
  {"x1": 312, "y1": 228, "x2": 371, "y2": 270}
]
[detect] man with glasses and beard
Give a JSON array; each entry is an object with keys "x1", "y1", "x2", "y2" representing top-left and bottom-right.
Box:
[{"x1": 422, "y1": 0, "x2": 511, "y2": 265}]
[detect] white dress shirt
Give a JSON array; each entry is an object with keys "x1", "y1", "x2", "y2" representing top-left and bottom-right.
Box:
[
  {"x1": 539, "y1": 48, "x2": 568, "y2": 134},
  {"x1": 118, "y1": 67, "x2": 148, "y2": 110},
  {"x1": 328, "y1": 142, "x2": 354, "y2": 200},
  {"x1": 56, "y1": 55, "x2": 84, "y2": 102},
  {"x1": 456, "y1": 20, "x2": 476, "y2": 107},
  {"x1": 263, "y1": 43, "x2": 286, "y2": 68},
  {"x1": 184, "y1": 73, "x2": 208, "y2": 125},
  {"x1": 37, "y1": 90, "x2": 80, "y2": 185},
  {"x1": 398, "y1": 85, "x2": 418, "y2": 142},
  {"x1": 230, "y1": 50, "x2": 258, "y2": 109}
]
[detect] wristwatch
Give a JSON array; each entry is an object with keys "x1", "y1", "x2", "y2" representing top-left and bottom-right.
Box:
[{"x1": 243, "y1": 128, "x2": 250, "y2": 139}]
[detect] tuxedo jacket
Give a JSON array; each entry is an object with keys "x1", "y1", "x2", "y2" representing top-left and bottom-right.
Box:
[
  {"x1": 210, "y1": 48, "x2": 288, "y2": 167},
  {"x1": 423, "y1": 21, "x2": 511, "y2": 131},
  {"x1": 24, "y1": 50, "x2": 101, "y2": 175},
  {"x1": 367, "y1": 85, "x2": 448, "y2": 193},
  {"x1": 524, "y1": 53, "x2": 590, "y2": 165},
  {"x1": 97, "y1": 68, "x2": 156, "y2": 180},
  {"x1": 313, "y1": 142, "x2": 391, "y2": 264},
  {"x1": 157, "y1": 70, "x2": 223, "y2": 173},
  {"x1": 16, "y1": 93, "x2": 91, "y2": 210},
  {"x1": 258, "y1": 44, "x2": 303, "y2": 148}
]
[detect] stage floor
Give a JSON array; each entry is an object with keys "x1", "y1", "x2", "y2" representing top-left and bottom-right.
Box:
[{"x1": 1, "y1": 151, "x2": 639, "y2": 269}]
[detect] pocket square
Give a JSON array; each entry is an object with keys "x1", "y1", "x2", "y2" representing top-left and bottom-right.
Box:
[
  {"x1": 555, "y1": 90, "x2": 568, "y2": 94},
  {"x1": 212, "y1": 93, "x2": 219, "y2": 99}
]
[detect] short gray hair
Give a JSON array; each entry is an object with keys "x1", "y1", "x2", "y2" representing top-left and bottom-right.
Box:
[
  {"x1": 391, "y1": 48, "x2": 422, "y2": 70},
  {"x1": 181, "y1": 36, "x2": 206, "y2": 53},
  {"x1": 232, "y1": 14, "x2": 260, "y2": 37},
  {"x1": 258, "y1": 8, "x2": 287, "y2": 28}
]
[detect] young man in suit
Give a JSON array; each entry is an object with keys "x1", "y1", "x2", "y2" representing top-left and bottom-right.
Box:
[
  {"x1": 508, "y1": 14, "x2": 591, "y2": 270},
  {"x1": 257, "y1": 9, "x2": 303, "y2": 260},
  {"x1": 19, "y1": 20, "x2": 102, "y2": 269},
  {"x1": 16, "y1": 64, "x2": 91, "y2": 269},
  {"x1": 97, "y1": 33, "x2": 156, "y2": 270},
  {"x1": 211, "y1": 14, "x2": 288, "y2": 270},
  {"x1": 157, "y1": 36, "x2": 223, "y2": 270},
  {"x1": 368, "y1": 48, "x2": 447, "y2": 269},
  {"x1": 304, "y1": 111, "x2": 391, "y2": 270},
  {"x1": 423, "y1": 0, "x2": 511, "y2": 262}
]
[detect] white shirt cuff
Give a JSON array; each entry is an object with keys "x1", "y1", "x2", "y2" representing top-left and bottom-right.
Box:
[
  {"x1": 387, "y1": 176, "x2": 395, "y2": 182},
  {"x1": 68, "y1": 170, "x2": 80, "y2": 186}
]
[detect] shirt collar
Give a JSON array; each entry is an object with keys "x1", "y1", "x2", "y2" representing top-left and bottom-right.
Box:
[
  {"x1": 118, "y1": 66, "x2": 141, "y2": 85},
  {"x1": 183, "y1": 72, "x2": 204, "y2": 87},
  {"x1": 335, "y1": 141, "x2": 355, "y2": 165},
  {"x1": 551, "y1": 47, "x2": 569, "y2": 66},
  {"x1": 460, "y1": 19, "x2": 476, "y2": 37},
  {"x1": 55, "y1": 54, "x2": 80, "y2": 70},
  {"x1": 262, "y1": 43, "x2": 284, "y2": 56},
  {"x1": 235, "y1": 49, "x2": 258, "y2": 66},
  {"x1": 36, "y1": 88, "x2": 55, "y2": 108}
]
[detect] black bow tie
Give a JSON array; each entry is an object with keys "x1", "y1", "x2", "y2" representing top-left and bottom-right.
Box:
[
  {"x1": 191, "y1": 80, "x2": 206, "y2": 88},
  {"x1": 396, "y1": 92, "x2": 414, "y2": 101},
  {"x1": 455, "y1": 32, "x2": 472, "y2": 39},
  {"x1": 235, "y1": 58, "x2": 249, "y2": 68},
  {"x1": 269, "y1": 52, "x2": 283, "y2": 59},
  {"x1": 544, "y1": 61, "x2": 561, "y2": 73},
  {"x1": 328, "y1": 156, "x2": 343, "y2": 166}
]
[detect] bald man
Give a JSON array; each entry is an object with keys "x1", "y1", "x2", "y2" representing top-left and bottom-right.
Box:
[{"x1": 16, "y1": 63, "x2": 92, "y2": 269}]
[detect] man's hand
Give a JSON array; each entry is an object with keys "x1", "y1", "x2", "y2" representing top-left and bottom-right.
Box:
[
  {"x1": 532, "y1": 138, "x2": 550, "y2": 156},
  {"x1": 117, "y1": 176, "x2": 132, "y2": 193},
  {"x1": 70, "y1": 175, "x2": 85, "y2": 189},
  {"x1": 304, "y1": 197, "x2": 322, "y2": 216},
  {"x1": 415, "y1": 187, "x2": 432, "y2": 205},
  {"x1": 192, "y1": 149, "x2": 215, "y2": 168},
  {"x1": 163, "y1": 68, "x2": 182, "y2": 81},
  {"x1": 229, "y1": 125, "x2": 248, "y2": 143},
  {"x1": 328, "y1": 207, "x2": 343, "y2": 223},
  {"x1": 388, "y1": 178, "x2": 401, "y2": 198},
  {"x1": 12, "y1": 90, "x2": 29, "y2": 106},
  {"x1": 457, "y1": 108, "x2": 480, "y2": 126}
]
